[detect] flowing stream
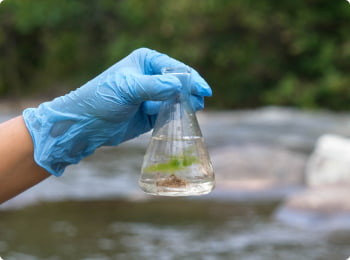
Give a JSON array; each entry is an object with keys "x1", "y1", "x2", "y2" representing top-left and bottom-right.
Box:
[{"x1": 1, "y1": 106, "x2": 350, "y2": 259}]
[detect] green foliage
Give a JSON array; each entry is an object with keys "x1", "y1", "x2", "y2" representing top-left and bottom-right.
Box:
[{"x1": 0, "y1": 0, "x2": 349, "y2": 110}]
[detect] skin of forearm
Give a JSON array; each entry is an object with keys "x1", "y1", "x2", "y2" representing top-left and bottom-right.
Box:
[{"x1": 0, "y1": 116, "x2": 50, "y2": 204}]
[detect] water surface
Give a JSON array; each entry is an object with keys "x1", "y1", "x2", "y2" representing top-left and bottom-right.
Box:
[{"x1": 1, "y1": 199, "x2": 350, "y2": 260}]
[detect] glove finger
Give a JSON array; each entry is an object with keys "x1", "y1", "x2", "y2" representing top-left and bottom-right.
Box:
[
  {"x1": 144, "y1": 49, "x2": 212, "y2": 98},
  {"x1": 145, "y1": 49, "x2": 185, "y2": 75},
  {"x1": 190, "y1": 70, "x2": 212, "y2": 97},
  {"x1": 142, "y1": 95, "x2": 204, "y2": 117},
  {"x1": 142, "y1": 100, "x2": 161, "y2": 115},
  {"x1": 190, "y1": 95, "x2": 205, "y2": 111},
  {"x1": 130, "y1": 74, "x2": 181, "y2": 103}
]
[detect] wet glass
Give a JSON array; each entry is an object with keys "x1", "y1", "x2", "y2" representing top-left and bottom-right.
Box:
[{"x1": 139, "y1": 66, "x2": 215, "y2": 196}]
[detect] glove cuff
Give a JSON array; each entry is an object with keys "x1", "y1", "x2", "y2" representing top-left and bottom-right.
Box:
[{"x1": 23, "y1": 104, "x2": 110, "y2": 176}]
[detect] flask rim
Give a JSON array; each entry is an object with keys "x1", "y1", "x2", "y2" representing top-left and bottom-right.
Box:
[{"x1": 161, "y1": 66, "x2": 191, "y2": 75}]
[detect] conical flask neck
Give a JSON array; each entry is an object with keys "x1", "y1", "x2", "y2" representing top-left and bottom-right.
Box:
[
  {"x1": 152, "y1": 67, "x2": 202, "y2": 139},
  {"x1": 152, "y1": 95, "x2": 201, "y2": 139}
]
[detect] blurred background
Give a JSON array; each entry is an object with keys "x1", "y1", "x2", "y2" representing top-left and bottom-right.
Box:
[
  {"x1": 1, "y1": 0, "x2": 350, "y2": 109},
  {"x1": 1, "y1": 0, "x2": 350, "y2": 259}
]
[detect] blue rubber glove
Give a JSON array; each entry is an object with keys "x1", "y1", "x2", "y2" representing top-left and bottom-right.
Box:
[{"x1": 23, "y1": 48, "x2": 212, "y2": 176}]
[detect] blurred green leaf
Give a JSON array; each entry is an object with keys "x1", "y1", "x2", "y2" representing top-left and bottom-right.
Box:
[{"x1": 0, "y1": 0, "x2": 349, "y2": 110}]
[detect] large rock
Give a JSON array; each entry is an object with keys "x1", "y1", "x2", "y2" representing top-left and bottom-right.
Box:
[
  {"x1": 275, "y1": 185, "x2": 350, "y2": 230},
  {"x1": 306, "y1": 134, "x2": 350, "y2": 186},
  {"x1": 275, "y1": 134, "x2": 350, "y2": 230}
]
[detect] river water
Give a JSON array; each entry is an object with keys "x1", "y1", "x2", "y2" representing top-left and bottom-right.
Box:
[{"x1": 1, "y1": 106, "x2": 350, "y2": 259}]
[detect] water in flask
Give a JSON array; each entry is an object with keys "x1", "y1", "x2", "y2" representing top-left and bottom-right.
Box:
[{"x1": 139, "y1": 66, "x2": 215, "y2": 196}]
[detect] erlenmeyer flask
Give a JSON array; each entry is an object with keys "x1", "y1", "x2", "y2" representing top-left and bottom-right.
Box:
[{"x1": 139, "y1": 66, "x2": 215, "y2": 196}]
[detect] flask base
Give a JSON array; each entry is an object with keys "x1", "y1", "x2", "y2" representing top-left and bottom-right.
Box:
[{"x1": 139, "y1": 177, "x2": 215, "y2": 196}]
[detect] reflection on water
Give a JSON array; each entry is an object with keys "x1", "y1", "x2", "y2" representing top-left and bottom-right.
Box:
[
  {"x1": 1, "y1": 199, "x2": 350, "y2": 260},
  {"x1": 0, "y1": 199, "x2": 350, "y2": 260}
]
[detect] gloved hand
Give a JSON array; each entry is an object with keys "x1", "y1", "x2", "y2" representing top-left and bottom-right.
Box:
[{"x1": 23, "y1": 48, "x2": 212, "y2": 176}]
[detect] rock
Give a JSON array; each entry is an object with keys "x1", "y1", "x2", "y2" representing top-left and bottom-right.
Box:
[
  {"x1": 275, "y1": 134, "x2": 350, "y2": 230},
  {"x1": 306, "y1": 134, "x2": 350, "y2": 186},
  {"x1": 208, "y1": 144, "x2": 307, "y2": 200},
  {"x1": 275, "y1": 185, "x2": 350, "y2": 230}
]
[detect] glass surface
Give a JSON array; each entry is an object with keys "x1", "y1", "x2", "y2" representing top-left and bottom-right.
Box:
[{"x1": 139, "y1": 66, "x2": 215, "y2": 196}]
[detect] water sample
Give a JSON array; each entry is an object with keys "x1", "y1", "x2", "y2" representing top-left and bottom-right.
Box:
[{"x1": 139, "y1": 66, "x2": 215, "y2": 196}]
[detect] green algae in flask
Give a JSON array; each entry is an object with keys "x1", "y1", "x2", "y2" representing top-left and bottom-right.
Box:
[{"x1": 139, "y1": 66, "x2": 215, "y2": 196}]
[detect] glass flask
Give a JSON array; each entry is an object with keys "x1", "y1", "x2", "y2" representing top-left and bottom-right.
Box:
[{"x1": 139, "y1": 66, "x2": 215, "y2": 196}]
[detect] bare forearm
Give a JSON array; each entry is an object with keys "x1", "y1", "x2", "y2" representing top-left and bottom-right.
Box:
[{"x1": 0, "y1": 116, "x2": 50, "y2": 203}]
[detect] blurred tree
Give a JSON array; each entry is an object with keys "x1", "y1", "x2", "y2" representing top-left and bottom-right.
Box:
[{"x1": 0, "y1": 0, "x2": 349, "y2": 110}]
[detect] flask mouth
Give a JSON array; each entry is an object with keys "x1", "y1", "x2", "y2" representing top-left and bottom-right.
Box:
[
  {"x1": 161, "y1": 66, "x2": 192, "y2": 95},
  {"x1": 161, "y1": 66, "x2": 191, "y2": 75}
]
